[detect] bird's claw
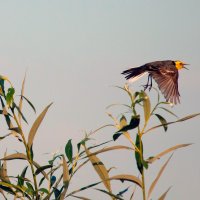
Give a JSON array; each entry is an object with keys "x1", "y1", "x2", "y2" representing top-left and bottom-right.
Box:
[
  {"x1": 142, "y1": 84, "x2": 152, "y2": 91},
  {"x1": 142, "y1": 85, "x2": 148, "y2": 91},
  {"x1": 148, "y1": 85, "x2": 152, "y2": 91}
]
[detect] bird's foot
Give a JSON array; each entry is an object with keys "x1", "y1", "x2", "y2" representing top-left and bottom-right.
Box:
[
  {"x1": 148, "y1": 84, "x2": 152, "y2": 91},
  {"x1": 142, "y1": 84, "x2": 152, "y2": 91},
  {"x1": 142, "y1": 84, "x2": 150, "y2": 91}
]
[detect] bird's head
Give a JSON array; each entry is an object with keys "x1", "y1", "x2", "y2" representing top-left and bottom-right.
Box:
[{"x1": 175, "y1": 60, "x2": 189, "y2": 70}]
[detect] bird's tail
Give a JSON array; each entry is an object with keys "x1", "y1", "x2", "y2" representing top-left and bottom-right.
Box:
[{"x1": 121, "y1": 66, "x2": 147, "y2": 82}]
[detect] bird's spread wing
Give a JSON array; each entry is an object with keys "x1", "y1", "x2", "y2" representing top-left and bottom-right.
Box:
[{"x1": 151, "y1": 68, "x2": 180, "y2": 104}]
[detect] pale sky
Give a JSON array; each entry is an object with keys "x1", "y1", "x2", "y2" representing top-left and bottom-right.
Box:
[{"x1": 0, "y1": 1, "x2": 200, "y2": 199}]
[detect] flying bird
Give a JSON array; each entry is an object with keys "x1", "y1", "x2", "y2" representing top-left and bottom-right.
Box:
[{"x1": 122, "y1": 60, "x2": 189, "y2": 104}]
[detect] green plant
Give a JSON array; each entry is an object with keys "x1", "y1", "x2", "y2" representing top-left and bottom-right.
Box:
[
  {"x1": 108, "y1": 85, "x2": 199, "y2": 200},
  {"x1": 0, "y1": 76, "x2": 199, "y2": 200}
]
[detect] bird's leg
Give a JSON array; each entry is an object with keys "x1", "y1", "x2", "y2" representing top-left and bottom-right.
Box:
[
  {"x1": 142, "y1": 74, "x2": 151, "y2": 91},
  {"x1": 148, "y1": 75, "x2": 153, "y2": 91}
]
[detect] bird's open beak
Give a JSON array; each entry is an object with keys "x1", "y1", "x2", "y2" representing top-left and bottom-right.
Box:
[{"x1": 183, "y1": 63, "x2": 189, "y2": 70}]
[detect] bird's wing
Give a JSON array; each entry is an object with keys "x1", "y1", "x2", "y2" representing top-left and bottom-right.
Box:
[{"x1": 151, "y1": 68, "x2": 180, "y2": 104}]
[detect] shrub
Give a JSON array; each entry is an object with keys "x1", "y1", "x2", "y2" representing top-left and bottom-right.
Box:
[{"x1": 0, "y1": 76, "x2": 199, "y2": 200}]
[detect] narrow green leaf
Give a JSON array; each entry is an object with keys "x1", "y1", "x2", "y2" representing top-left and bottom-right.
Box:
[
  {"x1": 0, "y1": 75, "x2": 12, "y2": 86},
  {"x1": 28, "y1": 103, "x2": 53, "y2": 149},
  {"x1": 54, "y1": 188, "x2": 61, "y2": 199},
  {"x1": 17, "y1": 166, "x2": 28, "y2": 187},
  {"x1": 158, "y1": 107, "x2": 178, "y2": 118},
  {"x1": 39, "y1": 188, "x2": 49, "y2": 195},
  {"x1": 77, "y1": 142, "x2": 82, "y2": 153},
  {"x1": 71, "y1": 194, "x2": 92, "y2": 200},
  {"x1": 134, "y1": 91, "x2": 140, "y2": 99},
  {"x1": 86, "y1": 140, "x2": 113, "y2": 152},
  {"x1": 0, "y1": 181, "x2": 27, "y2": 196},
  {"x1": 0, "y1": 110, "x2": 5, "y2": 114},
  {"x1": 95, "y1": 188, "x2": 124, "y2": 200},
  {"x1": 135, "y1": 97, "x2": 145, "y2": 104},
  {"x1": 67, "y1": 182, "x2": 101, "y2": 198},
  {"x1": 0, "y1": 133, "x2": 11, "y2": 141},
  {"x1": 116, "y1": 115, "x2": 132, "y2": 141},
  {"x1": 26, "y1": 182, "x2": 34, "y2": 196},
  {"x1": 79, "y1": 182, "x2": 101, "y2": 192},
  {"x1": 39, "y1": 177, "x2": 45, "y2": 187},
  {"x1": 32, "y1": 160, "x2": 50, "y2": 181},
  {"x1": 6, "y1": 87, "x2": 15, "y2": 107},
  {"x1": 113, "y1": 133, "x2": 123, "y2": 141},
  {"x1": 50, "y1": 176, "x2": 56, "y2": 187},
  {"x1": 30, "y1": 145, "x2": 34, "y2": 160},
  {"x1": 135, "y1": 134, "x2": 143, "y2": 174},
  {"x1": 117, "y1": 186, "x2": 130, "y2": 197},
  {"x1": 65, "y1": 139, "x2": 73, "y2": 163},
  {"x1": 142, "y1": 160, "x2": 148, "y2": 170},
  {"x1": 48, "y1": 154, "x2": 62, "y2": 165},
  {"x1": 17, "y1": 176, "x2": 23, "y2": 188},
  {"x1": 0, "y1": 185, "x2": 15, "y2": 195},
  {"x1": 117, "y1": 115, "x2": 140, "y2": 133},
  {"x1": 154, "y1": 114, "x2": 168, "y2": 132},
  {"x1": 77, "y1": 138, "x2": 91, "y2": 153},
  {"x1": 21, "y1": 95, "x2": 36, "y2": 113},
  {"x1": 35, "y1": 165, "x2": 53, "y2": 176},
  {"x1": 0, "y1": 79, "x2": 5, "y2": 95},
  {"x1": 13, "y1": 102, "x2": 28, "y2": 124},
  {"x1": 4, "y1": 112, "x2": 12, "y2": 129},
  {"x1": 0, "y1": 96, "x2": 23, "y2": 137}
]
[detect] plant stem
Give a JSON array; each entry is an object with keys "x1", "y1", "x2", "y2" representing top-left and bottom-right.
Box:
[
  {"x1": 29, "y1": 158, "x2": 39, "y2": 199},
  {"x1": 141, "y1": 169, "x2": 146, "y2": 200},
  {"x1": 12, "y1": 111, "x2": 39, "y2": 199},
  {"x1": 138, "y1": 132, "x2": 146, "y2": 200}
]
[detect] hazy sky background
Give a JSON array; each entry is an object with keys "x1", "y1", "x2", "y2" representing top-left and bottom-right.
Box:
[{"x1": 0, "y1": 1, "x2": 200, "y2": 199}]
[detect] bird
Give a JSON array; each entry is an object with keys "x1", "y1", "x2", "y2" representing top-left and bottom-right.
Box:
[{"x1": 122, "y1": 60, "x2": 189, "y2": 104}]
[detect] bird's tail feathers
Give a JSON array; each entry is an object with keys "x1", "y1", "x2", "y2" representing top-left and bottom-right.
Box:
[
  {"x1": 127, "y1": 72, "x2": 147, "y2": 83},
  {"x1": 121, "y1": 66, "x2": 147, "y2": 82}
]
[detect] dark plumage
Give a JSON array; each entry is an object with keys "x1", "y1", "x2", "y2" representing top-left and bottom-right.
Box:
[{"x1": 122, "y1": 60, "x2": 188, "y2": 104}]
